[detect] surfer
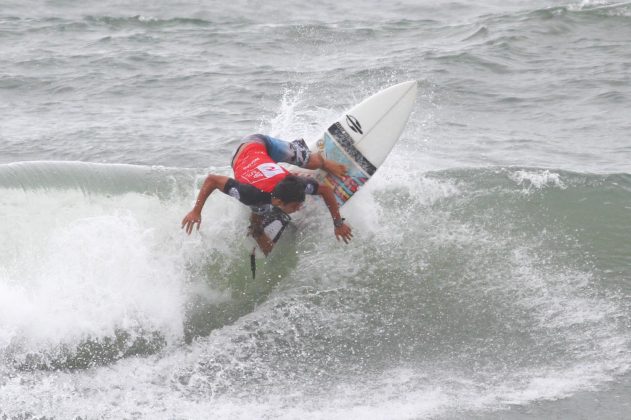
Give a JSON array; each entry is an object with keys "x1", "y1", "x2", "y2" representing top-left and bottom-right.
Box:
[{"x1": 181, "y1": 134, "x2": 353, "y2": 256}]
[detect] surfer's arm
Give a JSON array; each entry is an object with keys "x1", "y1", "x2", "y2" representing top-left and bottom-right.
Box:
[
  {"x1": 181, "y1": 174, "x2": 229, "y2": 235},
  {"x1": 317, "y1": 184, "x2": 353, "y2": 244},
  {"x1": 305, "y1": 153, "x2": 348, "y2": 179}
]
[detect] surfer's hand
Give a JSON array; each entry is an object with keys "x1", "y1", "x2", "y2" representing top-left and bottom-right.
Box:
[
  {"x1": 335, "y1": 223, "x2": 353, "y2": 244},
  {"x1": 181, "y1": 210, "x2": 202, "y2": 235},
  {"x1": 322, "y1": 159, "x2": 348, "y2": 178}
]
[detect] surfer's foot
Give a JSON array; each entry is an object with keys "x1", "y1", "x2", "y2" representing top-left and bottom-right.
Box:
[{"x1": 323, "y1": 159, "x2": 347, "y2": 178}]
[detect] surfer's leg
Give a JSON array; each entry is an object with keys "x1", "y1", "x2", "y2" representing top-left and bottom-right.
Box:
[
  {"x1": 262, "y1": 135, "x2": 347, "y2": 178},
  {"x1": 261, "y1": 135, "x2": 311, "y2": 167}
]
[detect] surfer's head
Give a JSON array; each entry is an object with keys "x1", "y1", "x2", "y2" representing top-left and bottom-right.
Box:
[{"x1": 271, "y1": 175, "x2": 305, "y2": 214}]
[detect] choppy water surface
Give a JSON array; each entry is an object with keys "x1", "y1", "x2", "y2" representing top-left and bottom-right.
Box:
[{"x1": 1, "y1": 0, "x2": 630, "y2": 418}]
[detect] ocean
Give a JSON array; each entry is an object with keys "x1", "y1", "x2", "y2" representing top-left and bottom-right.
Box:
[{"x1": 1, "y1": 0, "x2": 630, "y2": 418}]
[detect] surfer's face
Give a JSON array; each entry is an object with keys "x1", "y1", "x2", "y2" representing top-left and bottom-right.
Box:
[{"x1": 272, "y1": 198, "x2": 303, "y2": 214}]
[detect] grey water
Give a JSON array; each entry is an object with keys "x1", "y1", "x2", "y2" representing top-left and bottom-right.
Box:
[{"x1": 1, "y1": 0, "x2": 630, "y2": 419}]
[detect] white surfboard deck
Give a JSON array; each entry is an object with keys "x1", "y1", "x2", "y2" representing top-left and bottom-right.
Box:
[{"x1": 302, "y1": 80, "x2": 418, "y2": 206}]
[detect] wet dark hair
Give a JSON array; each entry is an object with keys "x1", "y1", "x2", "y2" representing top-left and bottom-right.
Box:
[{"x1": 272, "y1": 175, "x2": 306, "y2": 204}]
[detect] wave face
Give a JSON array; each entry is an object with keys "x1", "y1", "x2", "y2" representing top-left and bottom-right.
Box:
[{"x1": 1, "y1": 162, "x2": 629, "y2": 418}]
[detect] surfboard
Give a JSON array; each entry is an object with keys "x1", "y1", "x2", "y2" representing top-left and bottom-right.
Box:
[
  {"x1": 249, "y1": 81, "x2": 417, "y2": 276},
  {"x1": 307, "y1": 80, "x2": 417, "y2": 206}
]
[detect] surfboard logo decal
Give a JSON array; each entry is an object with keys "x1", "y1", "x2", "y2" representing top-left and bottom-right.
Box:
[
  {"x1": 328, "y1": 123, "x2": 376, "y2": 176},
  {"x1": 346, "y1": 114, "x2": 363, "y2": 134}
]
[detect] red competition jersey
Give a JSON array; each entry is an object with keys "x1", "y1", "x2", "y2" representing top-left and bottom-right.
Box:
[{"x1": 232, "y1": 143, "x2": 289, "y2": 192}]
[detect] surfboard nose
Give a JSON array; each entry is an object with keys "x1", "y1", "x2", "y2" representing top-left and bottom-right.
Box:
[{"x1": 345, "y1": 81, "x2": 418, "y2": 167}]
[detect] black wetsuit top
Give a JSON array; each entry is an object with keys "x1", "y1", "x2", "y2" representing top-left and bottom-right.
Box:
[{"x1": 223, "y1": 176, "x2": 319, "y2": 242}]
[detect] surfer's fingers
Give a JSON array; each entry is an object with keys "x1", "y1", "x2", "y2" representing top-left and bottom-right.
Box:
[
  {"x1": 182, "y1": 214, "x2": 193, "y2": 231},
  {"x1": 186, "y1": 220, "x2": 196, "y2": 235},
  {"x1": 181, "y1": 213, "x2": 201, "y2": 235}
]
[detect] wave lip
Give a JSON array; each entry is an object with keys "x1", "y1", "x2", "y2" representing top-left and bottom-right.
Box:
[{"x1": 0, "y1": 160, "x2": 193, "y2": 198}]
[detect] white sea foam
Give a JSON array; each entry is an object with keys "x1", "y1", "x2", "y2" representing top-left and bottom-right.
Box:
[
  {"x1": 509, "y1": 169, "x2": 567, "y2": 192},
  {"x1": 0, "y1": 187, "x2": 234, "y2": 359}
]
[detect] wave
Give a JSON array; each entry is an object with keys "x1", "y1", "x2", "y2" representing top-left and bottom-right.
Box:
[
  {"x1": 174, "y1": 165, "x2": 630, "y2": 417},
  {"x1": 0, "y1": 161, "x2": 294, "y2": 369},
  {"x1": 1, "y1": 162, "x2": 629, "y2": 416},
  {"x1": 501, "y1": 1, "x2": 631, "y2": 26},
  {"x1": 566, "y1": 1, "x2": 631, "y2": 16},
  {"x1": 84, "y1": 15, "x2": 217, "y2": 28},
  {"x1": 0, "y1": 161, "x2": 191, "y2": 197}
]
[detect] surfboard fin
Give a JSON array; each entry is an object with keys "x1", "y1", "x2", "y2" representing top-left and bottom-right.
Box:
[{"x1": 250, "y1": 248, "x2": 256, "y2": 279}]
